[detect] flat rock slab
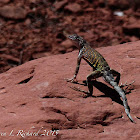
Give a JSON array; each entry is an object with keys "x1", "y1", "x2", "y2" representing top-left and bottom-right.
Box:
[{"x1": 0, "y1": 41, "x2": 139, "y2": 139}]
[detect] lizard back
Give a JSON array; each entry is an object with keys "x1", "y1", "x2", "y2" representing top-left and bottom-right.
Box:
[{"x1": 81, "y1": 45, "x2": 109, "y2": 70}]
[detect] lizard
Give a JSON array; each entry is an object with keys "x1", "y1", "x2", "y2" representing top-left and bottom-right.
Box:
[{"x1": 64, "y1": 32, "x2": 135, "y2": 123}]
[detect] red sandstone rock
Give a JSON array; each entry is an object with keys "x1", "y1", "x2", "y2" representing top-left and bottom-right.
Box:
[
  {"x1": 0, "y1": 41, "x2": 139, "y2": 139},
  {"x1": 60, "y1": 39, "x2": 74, "y2": 52},
  {"x1": 0, "y1": 5, "x2": 27, "y2": 19},
  {"x1": 54, "y1": 0, "x2": 68, "y2": 10},
  {"x1": 107, "y1": 0, "x2": 130, "y2": 9},
  {"x1": 65, "y1": 3, "x2": 81, "y2": 13},
  {"x1": 123, "y1": 21, "x2": 140, "y2": 36},
  {"x1": 0, "y1": 0, "x2": 10, "y2": 3}
]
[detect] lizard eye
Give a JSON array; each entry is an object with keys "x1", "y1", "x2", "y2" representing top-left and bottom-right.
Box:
[{"x1": 74, "y1": 35, "x2": 79, "y2": 40}]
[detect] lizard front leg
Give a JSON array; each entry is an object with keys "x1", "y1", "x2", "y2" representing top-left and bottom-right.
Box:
[
  {"x1": 110, "y1": 69, "x2": 120, "y2": 85},
  {"x1": 66, "y1": 57, "x2": 81, "y2": 83}
]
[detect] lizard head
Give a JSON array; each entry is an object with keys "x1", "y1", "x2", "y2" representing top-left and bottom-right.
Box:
[
  {"x1": 63, "y1": 31, "x2": 86, "y2": 49},
  {"x1": 68, "y1": 34, "x2": 82, "y2": 42},
  {"x1": 67, "y1": 34, "x2": 86, "y2": 49}
]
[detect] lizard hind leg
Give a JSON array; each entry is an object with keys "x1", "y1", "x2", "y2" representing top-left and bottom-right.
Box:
[
  {"x1": 69, "y1": 70, "x2": 102, "y2": 97},
  {"x1": 111, "y1": 69, "x2": 135, "y2": 92},
  {"x1": 110, "y1": 69, "x2": 120, "y2": 85},
  {"x1": 120, "y1": 81, "x2": 135, "y2": 93},
  {"x1": 86, "y1": 70, "x2": 102, "y2": 96}
]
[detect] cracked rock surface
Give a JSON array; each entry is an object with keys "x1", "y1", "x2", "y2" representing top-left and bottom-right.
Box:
[{"x1": 0, "y1": 41, "x2": 139, "y2": 139}]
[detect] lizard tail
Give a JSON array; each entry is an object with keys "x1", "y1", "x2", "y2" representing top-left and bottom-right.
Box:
[{"x1": 109, "y1": 81, "x2": 135, "y2": 123}]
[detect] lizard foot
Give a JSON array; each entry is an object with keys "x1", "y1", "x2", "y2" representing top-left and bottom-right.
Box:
[
  {"x1": 65, "y1": 78, "x2": 78, "y2": 83},
  {"x1": 120, "y1": 81, "x2": 135, "y2": 93},
  {"x1": 82, "y1": 80, "x2": 87, "y2": 86}
]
